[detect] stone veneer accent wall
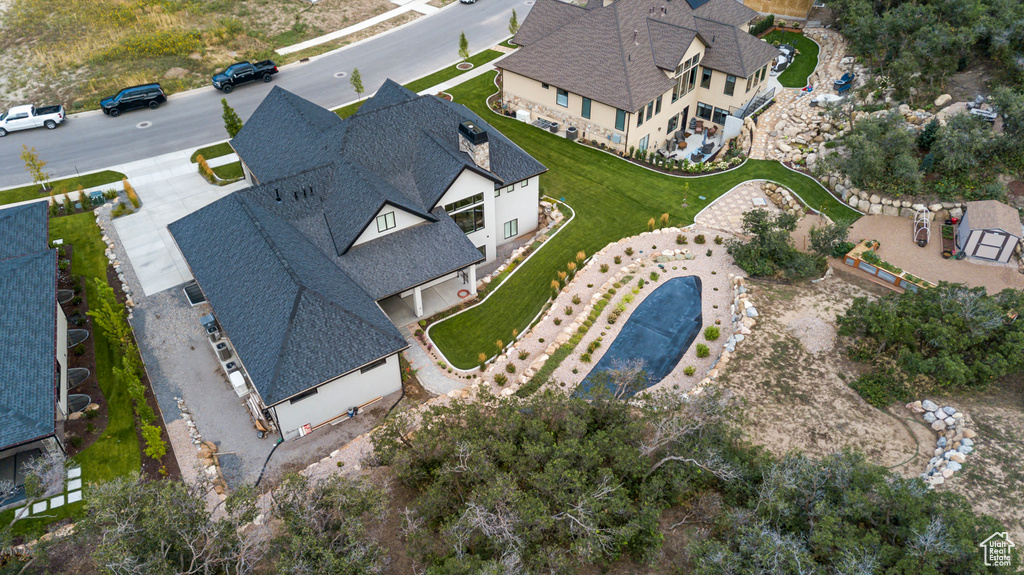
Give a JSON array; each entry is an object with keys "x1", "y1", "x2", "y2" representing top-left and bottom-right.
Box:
[{"x1": 502, "y1": 92, "x2": 628, "y2": 151}]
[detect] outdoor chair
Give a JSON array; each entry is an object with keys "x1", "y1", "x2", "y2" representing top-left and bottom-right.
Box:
[
  {"x1": 706, "y1": 125, "x2": 718, "y2": 138},
  {"x1": 701, "y1": 142, "x2": 715, "y2": 155},
  {"x1": 694, "y1": 120, "x2": 704, "y2": 134}
]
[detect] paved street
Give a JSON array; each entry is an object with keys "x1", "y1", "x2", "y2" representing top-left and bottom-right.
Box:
[{"x1": 0, "y1": 0, "x2": 530, "y2": 187}]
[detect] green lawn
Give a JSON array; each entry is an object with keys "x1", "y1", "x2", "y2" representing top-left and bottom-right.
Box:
[
  {"x1": 428, "y1": 72, "x2": 858, "y2": 369},
  {"x1": 2, "y1": 213, "x2": 143, "y2": 536},
  {"x1": 335, "y1": 49, "x2": 506, "y2": 119},
  {"x1": 764, "y1": 30, "x2": 819, "y2": 88},
  {"x1": 0, "y1": 170, "x2": 125, "y2": 208},
  {"x1": 213, "y1": 161, "x2": 244, "y2": 180},
  {"x1": 190, "y1": 142, "x2": 234, "y2": 163}
]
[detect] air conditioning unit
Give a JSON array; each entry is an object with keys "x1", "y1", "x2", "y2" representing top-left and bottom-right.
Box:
[{"x1": 229, "y1": 371, "x2": 249, "y2": 397}]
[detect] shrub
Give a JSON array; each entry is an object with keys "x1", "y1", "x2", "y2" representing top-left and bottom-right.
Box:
[
  {"x1": 694, "y1": 234, "x2": 705, "y2": 244},
  {"x1": 706, "y1": 249, "x2": 713, "y2": 257},
  {"x1": 676, "y1": 234, "x2": 687, "y2": 245},
  {"x1": 123, "y1": 179, "x2": 141, "y2": 209},
  {"x1": 637, "y1": 278, "x2": 645, "y2": 288},
  {"x1": 111, "y1": 203, "x2": 130, "y2": 218},
  {"x1": 518, "y1": 350, "x2": 530, "y2": 361},
  {"x1": 580, "y1": 353, "x2": 592, "y2": 363},
  {"x1": 704, "y1": 326, "x2": 720, "y2": 341},
  {"x1": 625, "y1": 247, "x2": 634, "y2": 256},
  {"x1": 683, "y1": 365, "x2": 696, "y2": 376},
  {"x1": 714, "y1": 235, "x2": 723, "y2": 245},
  {"x1": 614, "y1": 256, "x2": 622, "y2": 264},
  {"x1": 73, "y1": 343, "x2": 85, "y2": 356},
  {"x1": 505, "y1": 363, "x2": 516, "y2": 374},
  {"x1": 72, "y1": 295, "x2": 83, "y2": 306},
  {"x1": 68, "y1": 434, "x2": 84, "y2": 448},
  {"x1": 494, "y1": 373, "x2": 508, "y2": 386},
  {"x1": 564, "y1": 305, "x2": 574, "y2": 315},
  {"x1": 415, "y1": 328, "x2": 424, "y2": 337},
  {"x1": 142, "y1": 425, "x2": 167, "y2": 460},
  {"x1": 649, "y1": 272, "x2": 659, "y2": 281},
  {"x1": 572, "y1": 294, "x2": 581, "y2": 305},
  {"x1": 830, "y1": 241, "x2": 856, "y2": 258},
  {"x1": 419, "y1": 320, "x2": 427, "y2": 328},
  {"x1": 600, "y1": 263, "x2": 609, "y2": 273},
  {"x1": 586, "y1": 340, "x2": 601, "y2": 353},
  {"x1": 696, "y1": 344, "x2": 710, "y2": 358},
  {"x1": 554, "y1": 318, "x2": 562, "y2": 325},
  {"x1": 608, "y1": 288, "x2": 616, "y2": 295}
]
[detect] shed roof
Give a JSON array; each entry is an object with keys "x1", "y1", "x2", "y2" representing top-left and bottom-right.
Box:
[{"x1": 964, "y1": 200, "x2": 1023, "y2": 237}]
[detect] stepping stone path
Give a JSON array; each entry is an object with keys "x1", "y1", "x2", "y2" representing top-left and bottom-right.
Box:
[
  {"x1": 906, "y1": 400, "x2": 977, "y2": 488},
  {"x1": 14, "y1": 466, "x2": 84, "y2": 520}
]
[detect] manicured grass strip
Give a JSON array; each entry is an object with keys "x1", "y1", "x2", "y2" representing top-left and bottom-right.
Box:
[
  {"x1": 764, "y1": 30, "x2": 819, "y2": 88},
  {"x1": 213, "y1": 161, "x2": 243, "y2": 180},
  {"x1": 190, "y1": 142, "x2": 234, "y2": 163},
  {"x1": 404, "y1": 49, "x2": 504, "y2": 94},
  {"x1": 428, "y1": 72, "x2": 857, "y2": 369},
  {"x1": 0, "y1": 170, "x2": 125, "y2": 208},
  {"x1": 334, "y1": 49, "x2": 505, "y2": 118},
  {"x1": 499, "y1": 39, "x2": 518, "y2": 49},
  {"x1": 50, "y1": 213, "x2": 142, "y2": 483}
]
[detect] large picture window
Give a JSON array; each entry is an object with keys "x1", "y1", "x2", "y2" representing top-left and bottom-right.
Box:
[
  {"x1": 556, "y1": 88, "x2": 569, "y2": 107},
  {"x1": 445, "y1": 193, "x2": 485, "y2": 234},
  {"x1": 672, "y1": 53, "x2": 701, "y2": 102},
  {"x1": 504, "y1": 219, "x2": 518, "y2": 239},
  {"x1": 712, "y1": 106, "x2": 729, "y2": 125},
  {"x1": 444, "y1": 193, "x2": 483, "y2": 214},
  {"x1": 724, "y1": 75, "x2": 736, "y2": 96},
  {"x1": 582, "y1": 97, "x2": 592, "y2": 119},
  {"x1": 667, "y1": 114, "x2": 678, "y2": 133},
  {"x1": 376, "y1": 211, "x2": 396, "y2": 232}
]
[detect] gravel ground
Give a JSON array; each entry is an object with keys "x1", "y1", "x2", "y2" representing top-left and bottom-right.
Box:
[{"x1": 785, "y1": 316, "x2": 836, "y2": 354}]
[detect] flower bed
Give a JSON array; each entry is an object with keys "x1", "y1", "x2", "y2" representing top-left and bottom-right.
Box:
[{"x1": 843, "y1": 240, "x2": 935, "y2": 291}]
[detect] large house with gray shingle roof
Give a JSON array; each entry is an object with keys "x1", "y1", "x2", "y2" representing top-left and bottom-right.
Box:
[
  {"x1": 499, "y1": 0, "x2": 779, "y2": 153},
  {"x1": 0, "y1": 203, "x2": 69, "y2": 509},
  {"x1": 169, "y1": 81, "x2": 545, "y2": 440}
]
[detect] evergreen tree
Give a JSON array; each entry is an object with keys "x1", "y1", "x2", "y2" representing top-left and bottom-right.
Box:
[{"x1": 221, "y1": 98, "x2": 243, "y2": 138}]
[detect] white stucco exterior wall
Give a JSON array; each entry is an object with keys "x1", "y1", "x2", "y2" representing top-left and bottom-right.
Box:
[
  {"x1": 494, "y1": 175, "x2": 540, "y2": 246},
  {"x1": 436, "y1": 168, "x2": 498, "y2": 261},
  {"x1": 55, "y1": 304, "x2": 68, "y2": 418},
  {"x1": 352, "y1": 204, "x2": 430, "y2": 246},
  {"x1": 273, "y1": 353, "x2": 402, "y2": 440}
]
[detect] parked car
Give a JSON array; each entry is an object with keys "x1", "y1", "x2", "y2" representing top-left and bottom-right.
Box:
[
  {"x1": 0, "y1": 104, "x2": 65, "y2": 136},
  {"x1": 101, "y1": 84, "x2": 167, "y2": 117},
  {"x1": 212, "y1": 60, "x2": 278, "y2": 93}
]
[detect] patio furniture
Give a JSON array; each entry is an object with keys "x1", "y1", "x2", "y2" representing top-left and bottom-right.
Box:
[
  {"x1": 706, "y1": 125, "x2": 718, "y2": 138},
  {"x1": 701, "y1": 142, "x2": 715, "y2": 155},
  {"x1": 833, "y1": 72, "x2": 855, "y2": 93},
  {"x1": 674, "y1": 130, "x2": 687, "y2": 143},
  {"x1": 694, "y1": 120, "x2": 704, "y2": 134},
  {"x1": 690, "y1": 151, "x2": 704, "y2": 162},
  {"x1": 688, "y1": 117, "x2": 697, "y2": 130}
]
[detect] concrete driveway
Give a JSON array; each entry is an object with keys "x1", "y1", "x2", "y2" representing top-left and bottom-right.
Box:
[{"x1": 110, "y1": 150, "x2": 246, "y2": 296}]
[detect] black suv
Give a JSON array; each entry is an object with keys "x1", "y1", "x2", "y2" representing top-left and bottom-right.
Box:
[{"x1": 100, "y1": 84, "x2": 167, "y2": 117}]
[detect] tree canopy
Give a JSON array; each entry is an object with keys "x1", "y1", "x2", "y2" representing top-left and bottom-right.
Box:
[{"x1": 726, "y1": 208, "x2": 825, "y2": 281}]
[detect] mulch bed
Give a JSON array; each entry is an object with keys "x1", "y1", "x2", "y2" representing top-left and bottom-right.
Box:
[{"x1": 106, "y1": 264, "x2": 182, "y2": 481}]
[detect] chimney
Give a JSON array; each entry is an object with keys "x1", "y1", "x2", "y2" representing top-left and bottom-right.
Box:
[{"x1": 458, "y1": 120, "x2": 490, "y2": 171}]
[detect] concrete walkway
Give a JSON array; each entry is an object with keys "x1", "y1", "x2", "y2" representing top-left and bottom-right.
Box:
[
  {"x1": 109, "y1": 150, "x2": 247, "y2": 295},
  {"x1": 400, "y1": 327, "x2": 465, "y2": 395},
  {"x1": 276, "y1": 0, "x2": 442, "y2": 55}
]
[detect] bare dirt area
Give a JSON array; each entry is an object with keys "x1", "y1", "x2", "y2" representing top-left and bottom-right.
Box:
[
  {"x1": 0, "y1": 0, "x2": 398, "y2": 111},
  {"x1": 716, "y1": 273, "x2": 936, "y2": 475}
]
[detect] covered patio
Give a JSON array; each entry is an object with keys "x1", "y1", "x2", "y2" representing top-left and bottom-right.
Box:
[
  {"x1": 378, "y1": 268, "x2": 478, "y2": 328},
  {"x1": 658, "y1": 130, "x2": 726, "y2": 164}
]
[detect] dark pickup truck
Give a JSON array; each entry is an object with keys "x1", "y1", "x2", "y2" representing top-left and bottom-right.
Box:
[{"x1": 212, "y1": 60, "x2": 278, "y2": 93}]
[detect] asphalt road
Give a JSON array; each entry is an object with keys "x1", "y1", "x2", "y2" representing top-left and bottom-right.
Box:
[{"x1": 0, "y1": 0, "x2": 530, "y2": 187}]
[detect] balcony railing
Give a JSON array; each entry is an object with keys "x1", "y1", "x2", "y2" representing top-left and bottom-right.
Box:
[{"x1": 730, "y1": 87, "x2": 776, "y2": 120}]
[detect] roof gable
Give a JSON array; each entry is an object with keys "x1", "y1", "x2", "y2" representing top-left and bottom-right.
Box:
[{"x1": 964, "y1": 200, "x2": 1023, "y2": 236}]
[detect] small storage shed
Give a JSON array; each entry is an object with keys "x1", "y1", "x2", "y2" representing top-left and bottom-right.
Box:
[{"x1": 957, "y1": 200, "x2": 1023, "y2": 263}]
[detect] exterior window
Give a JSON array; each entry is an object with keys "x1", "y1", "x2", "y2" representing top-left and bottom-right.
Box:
[
  {"x1": 638, "y1": 134, "x2": 649, "y2": 151},
  {"x1": 712, "y1": 106, "x2": 729, "y2": 125},
  {"x1": 556, "y1": 88, "x2": 569, "y2": 107},
  {"x1": 724, "y1": 75, "x2": 736, "y2": 96},
  {"x1": 477, "y1": 245, "x2": 487, "y2": 258},
  {"x1": 646, "y1": 101, "x2": 654, "y2": 120},
  {"x1": 637, "y1": 107, "x2": 644, "y2": 127},
  {"x1": 667, "y1": 115, "x2": 678, "y2": 133},
  {"x1": 521, "y1": 179, "x2": 529, "y2": 188},
  {"x1": 582, "y1": 97, "x2": 592, "y2": 119},
  {"x1": 541, "y1": 83, "x2": 549, "y2": 89},
  {"x1": 761, "y1": 65, "x2": 768, "y2": 82},
  {"x1": 376, "y1": 211, "x2": 396, "y2": 232},
  {"x1": 289, "y1": 387, "x2": 318, "y2": 404},
  {"x1": 444, "y1": 193, "x2": 484, "y2": 214},
  {"x1": 495, "y1": 187, "x2": 500, "y2": 197},
  {"x1": 452, "y1": 206, "x2": 485, "y2": 234},
  {"x1": 504, "y1": 219, "x2": 519, "y2": 239},
  {"x1": 745, "y1": 75, "x2": 754, "y2": 92},
  {"x1": 615, "y1": 109, "x2": 626, "y2": 131},
  {"x1": 700, "y1": 68, "x2": 712, "y2": 89},
  {"x1": 360, "y1": 358, "x2": 387, "y2": 373},
  {"x1": 655, "y1": 96, "x2": 662, "y2": 115},
  {"x1": 696, "y1": 101, "x2": 713, "y2": 120},
  {"x1": 672, "y1": 55, "x2": 701, "y2": 102}
]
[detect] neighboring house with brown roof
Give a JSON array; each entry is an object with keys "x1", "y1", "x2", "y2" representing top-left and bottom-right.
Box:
[
  {"x1": 499, "y1": 0, "x2": 779, "y2": 153},
  {"x1": 957, "y1": 200, "x2": 1023, "y2": 263}
]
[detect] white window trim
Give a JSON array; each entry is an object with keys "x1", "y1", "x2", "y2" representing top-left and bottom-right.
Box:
[
  {"x1": 504, "y1": 218, "x2": 519, "y2": 239},
  {"x1": 376, "y1": 211, "x2": 396, "y2": 233}
]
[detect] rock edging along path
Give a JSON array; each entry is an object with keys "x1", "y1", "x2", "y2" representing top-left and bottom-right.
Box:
[{"x1": 906, "y1": 400, "x2": 977, "y2": 489}]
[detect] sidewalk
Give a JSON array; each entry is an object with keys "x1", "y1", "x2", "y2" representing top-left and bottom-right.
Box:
[
  {"x1": 400, "y1": 327, "x2": 465, "y2": 395},
  {"x1": 276, "y1": 0, "x2": 441, "y2": 55}
]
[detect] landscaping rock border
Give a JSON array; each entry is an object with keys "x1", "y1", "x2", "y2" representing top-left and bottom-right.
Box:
[{"x1": 906, "y1": 399, "x2": 977, "y2": 488}]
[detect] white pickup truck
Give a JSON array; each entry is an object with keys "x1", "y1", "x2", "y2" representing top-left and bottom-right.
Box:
[{"x1": 0, "y1": 104, "x2": 66, "y2": 136}]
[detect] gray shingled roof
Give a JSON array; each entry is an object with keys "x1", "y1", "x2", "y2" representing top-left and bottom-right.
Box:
[
  {"x1": 0, "y1": 203, "x2": 49, "y2": 261},
  {"x1": 501, "y1": 0, "x2": 774, "y2": 112},
  {"x1": 168, "y1": 195, "x2": 408, "y2": 406},
  {"x1": 171, "y1": 82, "x2": 544, "y2": 404},
  {"x1": 337, "y1": 208, "x2": 485, "y2": 299},
  {"x1": 0, "y1": 249, "x2": 58, "y2": 450},
  {"x1": 964, "y1": 200, "x2": 1023, "y2": 237}
]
